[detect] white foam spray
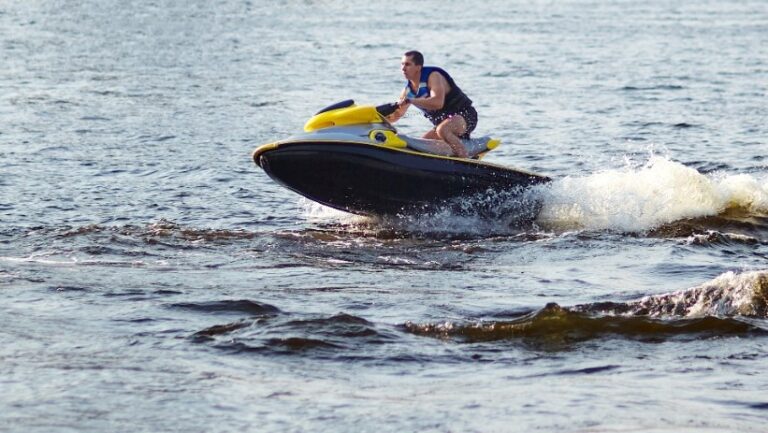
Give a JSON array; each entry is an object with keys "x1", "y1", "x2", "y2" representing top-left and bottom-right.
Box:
[
  {"x1": 536, "y1": 156, "x2": 768, "y2": 232},
  {"x1": 298, "y1": 191, "x2": 540, "y2": 237},
  {"x1": 298, "y1": 198, "x2": 368, "y2": 226},
  {"x1": 632, "y1": 269, "x2": 768, "y2": 318}
]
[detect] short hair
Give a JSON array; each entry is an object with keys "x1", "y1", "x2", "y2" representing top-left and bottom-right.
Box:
[{"x1": 404, "y1": 50, "x2": 424, "y2": 66}]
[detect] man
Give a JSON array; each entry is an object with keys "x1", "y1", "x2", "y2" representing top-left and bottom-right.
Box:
[{"x1": 387, "y1": 50, "x2": 477, "y2": 158}]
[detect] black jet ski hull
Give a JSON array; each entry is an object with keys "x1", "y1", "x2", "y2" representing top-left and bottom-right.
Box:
[{"x1": 254, "y1": 141, "x2": 550, "y2": 217}]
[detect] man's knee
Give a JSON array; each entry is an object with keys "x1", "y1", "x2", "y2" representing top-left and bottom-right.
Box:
[
  {"x1": 438, "y1": 117, "x2": 466, "y2": 139},
  {"x1": 436, "y1": 122, "x2": 455, "y2": 139}
]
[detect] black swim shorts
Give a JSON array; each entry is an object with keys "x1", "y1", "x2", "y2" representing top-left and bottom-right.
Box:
[{"x1": 428, "y1": 105, "x2": 478, "y2": 139}]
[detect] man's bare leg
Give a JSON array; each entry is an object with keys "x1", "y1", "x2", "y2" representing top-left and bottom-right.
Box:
[
  {"x1": 436, "y1": 115, "x2": 468, "y2": 158},
  {"x1": 421, "y1": 115, "x2": 469, "y2": 158},
  {"x1": 420, "y1": 129, "x2": 454, "y2": 156}
]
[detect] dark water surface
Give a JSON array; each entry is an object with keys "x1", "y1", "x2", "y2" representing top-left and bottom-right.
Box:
[{"x1": 2, "y1": 1, "x2": 768, "y2": 432}]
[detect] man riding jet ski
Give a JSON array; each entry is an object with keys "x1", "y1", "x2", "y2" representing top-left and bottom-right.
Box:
[
  {"x1": 251, "y1": 51, "x2": 550, "y2": 218},
  {"x1": 385, "y1": 50, "x2": 477, "y2": 159}
]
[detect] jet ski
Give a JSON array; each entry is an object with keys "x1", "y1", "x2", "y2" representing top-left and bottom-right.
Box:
[{"x1": 252, "y1": 99, "x2": 550, "y2": 217}]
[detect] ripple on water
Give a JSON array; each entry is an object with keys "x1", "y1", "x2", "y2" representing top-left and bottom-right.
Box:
[{"x1": 190, "y1": 312, "x2": 399, "y2": 360}]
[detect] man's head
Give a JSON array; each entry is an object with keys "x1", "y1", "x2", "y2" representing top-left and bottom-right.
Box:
[
  {"x1": 404, "y1": 50, "x2": 424, "y2": 66},
  {"x1": 401, "y1": 50, "x2": 424, "y2": 81}
]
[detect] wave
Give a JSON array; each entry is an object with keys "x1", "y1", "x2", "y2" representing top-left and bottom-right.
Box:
[
  {"x1": 580, "y1": 269, "x2": 768, "y2": 318},
  {"x1": 0, "y1": 221, "x2": 278, "y2": 270},
  {"x1": 169, "y1": 300, "x2": 281, "y2": 315},
  {"x1": 404, "y1": 270, "x2": 768, "y2": 347},
  {"x1": 403, "y1": 305, "x2": 760, "y2": 348},
  {"x1": 182, "y1": 272, "x2": 768, "y2": 356},
  {"x1": 191, "y1": 312, "x2": 396, "y2": 358},
  {"x1": 1, "y1": 221, "x2": 261, "y2": 244},
  {"x1": 620, "y1": 84, "x2": 685, "y2": 91},
  {"x1": 11, "y1": 220, "x2": 264, "y2": 247}
]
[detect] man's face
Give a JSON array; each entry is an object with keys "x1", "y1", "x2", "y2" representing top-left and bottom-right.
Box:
[{"x1": 401, "y1": 55, "x2": 421, "y2": 81}]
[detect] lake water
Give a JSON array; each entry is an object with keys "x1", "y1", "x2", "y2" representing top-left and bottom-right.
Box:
[{"x1": 2, "y1": 1, "x2": 767, "y2": 432}]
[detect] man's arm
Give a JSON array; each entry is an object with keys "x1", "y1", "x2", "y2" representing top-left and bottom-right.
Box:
[
  {"x1": 386, "y1": 88, "x2": 410, "y2": 122},
  {"x1": 408, "y1": 72, "x2": 447, "y2": 111}
]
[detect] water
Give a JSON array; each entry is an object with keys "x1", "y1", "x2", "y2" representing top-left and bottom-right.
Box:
[{"x1": 2, "y1": 1, "x2": 768, "y2": 432}]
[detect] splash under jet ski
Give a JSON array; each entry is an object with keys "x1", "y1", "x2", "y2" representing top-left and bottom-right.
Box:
[{"x1": 252, "y1": 99, "x2": 550, "y2": 217}]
